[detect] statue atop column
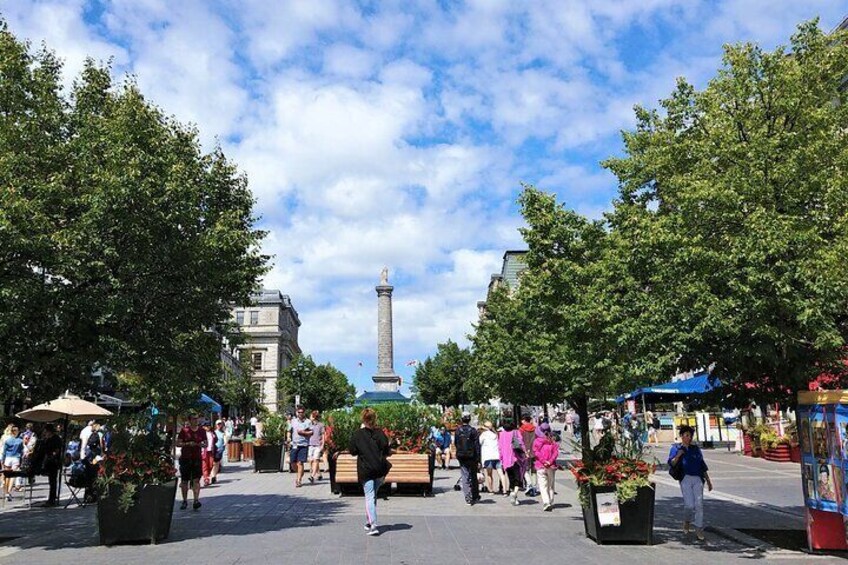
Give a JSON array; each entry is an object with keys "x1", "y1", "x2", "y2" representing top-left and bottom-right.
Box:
[{"x1": 373, "y1": 266, "x2": 401, "y2": 392}]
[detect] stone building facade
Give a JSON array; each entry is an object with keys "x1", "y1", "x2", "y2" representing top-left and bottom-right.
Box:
[
  {"x1": 231, "y1": 289, "x2": 301, "y2": 410},
  {"x1": 477, "y1": 250, "x2": 528, "y2": 317}
]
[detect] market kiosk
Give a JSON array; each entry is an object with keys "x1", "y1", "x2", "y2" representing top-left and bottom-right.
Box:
[{"x1": 797, "y1": 390, "x2": 848, "y2": 551}]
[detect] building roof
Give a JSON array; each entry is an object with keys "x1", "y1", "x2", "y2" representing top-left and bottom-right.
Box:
[
  {"x1": 500, "y1": 250, "x2": 528, "y2": 289},
  {"x1": 250, "y1": 289, "x2": 301, "y2": 326},
  {"x1": 354, "y1": 391, "x2": 411, "y2": 405}
]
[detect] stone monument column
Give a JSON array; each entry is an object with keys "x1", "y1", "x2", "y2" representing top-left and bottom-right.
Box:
[{"x1": 373, "y1": 267, "x2": 401, "y2": 392}]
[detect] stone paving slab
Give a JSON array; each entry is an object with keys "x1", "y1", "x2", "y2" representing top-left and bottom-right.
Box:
[{"x1": 0, "y1": 458, "x2": 837, "y2": 564}]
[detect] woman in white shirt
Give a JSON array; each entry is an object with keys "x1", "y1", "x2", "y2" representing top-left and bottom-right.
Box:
[{"x1": 479, "y1": 421, "x2": 508, "y2": 495}]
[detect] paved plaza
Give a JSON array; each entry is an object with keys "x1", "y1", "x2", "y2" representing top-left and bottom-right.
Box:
[{"x1": 0, "y1": 446, "x2": 841, "y2": 565}]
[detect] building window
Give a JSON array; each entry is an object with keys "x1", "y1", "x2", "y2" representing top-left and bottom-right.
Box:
[
  {"x1": 255, "y1": 380, "x2": 265, "y2": 403},
  {"x1": 235, "y1": 311, "x2": 244, "y2": 325},
  {"x1": 251, "y1": 352, "x2": 263, "y2": 371},
  {"x1": 249, "y1": 310, "x2": 259, "y2": 325}
]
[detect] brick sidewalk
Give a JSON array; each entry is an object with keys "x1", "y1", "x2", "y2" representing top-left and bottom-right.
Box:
[{"x1": 0, "y1": 460, "x2": 835, "y2": 564}]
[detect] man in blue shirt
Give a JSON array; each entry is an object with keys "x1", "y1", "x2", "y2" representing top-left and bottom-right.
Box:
[
  {"x1": 668, "y1": 425, "x2": 714, "y2": 541},
  {"x1": 432, "y1": 426, "x2": 451, "y2": 470},
  {"x1": 290, "y1": 405, "x2": 313, "y2": 487}
]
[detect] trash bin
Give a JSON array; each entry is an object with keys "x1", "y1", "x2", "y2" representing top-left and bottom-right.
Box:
[
  {"x1": 242, "y1": 441, "x2": 254, "y2": 461},
  {"x1": 227, "y1": 439, "x2": 242, "y2": 462}
]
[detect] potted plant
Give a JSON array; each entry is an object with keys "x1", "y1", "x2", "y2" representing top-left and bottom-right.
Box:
[
  {"x1": 325, "y1": 408, "x2": 362, "y2": 494},
  {"x1": 570, "y1": 434, "x2": 656, "y2": 545},
  {"x1": 760, "y1": 429, "x2": 793, "y2": 462},
  {"x1": 95, "y1": 427, "x2": 178, "y2": 546},
  {"x1": 747, "y1": 423, "x2": 771, "y2": 458},
  {"x1": 253, "y1": 413, "x2": 286, "y2": 472},
  {"x1": 442, "y1": 407, "x2": 461, "y2": 431}
]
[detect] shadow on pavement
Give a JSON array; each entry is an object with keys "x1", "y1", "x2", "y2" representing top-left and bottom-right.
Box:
[{"x1": 0, "y1": 492, "x2": 346, "y2": 552}]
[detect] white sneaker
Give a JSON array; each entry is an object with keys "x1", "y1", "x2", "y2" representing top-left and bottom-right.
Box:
[
  {"x1": 511, "y1": 494, "x2": 519, "y2": 506},
  {"x1": 367, "y1": 525, "x2": 380, "y2": 536}
]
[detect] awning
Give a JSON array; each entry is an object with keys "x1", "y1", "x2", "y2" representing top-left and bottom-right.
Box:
[
  {"x1": 616, "y1": 372, "x2": 721, "y2": 404},
  {"x1": 198, "y1": 393, "x2": 222, "y2": 414}
]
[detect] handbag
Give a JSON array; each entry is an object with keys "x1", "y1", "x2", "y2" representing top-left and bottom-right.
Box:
[
  {"x1": 511, "y1": 431, "x2": 524, "y2": 453},
  {"x1": 669, "y1": 446, "x2": 685, "y2": 481}
]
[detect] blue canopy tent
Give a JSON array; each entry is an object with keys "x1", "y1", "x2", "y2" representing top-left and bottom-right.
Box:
[
  {"x1": 198, "y1": 393, "x2": 222, "y2": 414},
  {"x1": 616, "y1": 372, "x2": 721, "y2": 405}
]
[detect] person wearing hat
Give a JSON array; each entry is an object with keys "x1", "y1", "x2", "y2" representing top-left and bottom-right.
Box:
[
  {"x1": 533, "y1": 423, "x2": 560, "y2": 511},
  {"x1": 453, "y1": 412, "x2": 481, "y2": 505}
]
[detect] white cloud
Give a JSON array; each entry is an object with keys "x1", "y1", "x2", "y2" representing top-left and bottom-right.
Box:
[{"x1": 8, "y1": 0, "x2": 843, "y2": 392}]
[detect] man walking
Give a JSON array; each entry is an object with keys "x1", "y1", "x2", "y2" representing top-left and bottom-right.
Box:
[
  {"x1": 290, "y1": 405, "x2": 312, "y2": 487},
  {"x1": 176, "y1": 414, "x2": 206, "y2": 510},
  {"x1": 454, "y1": 413, "x2": 481, "y2": 505},
  {"x1": 308, "y1": 410, "x2": 324, "y2": 483}
]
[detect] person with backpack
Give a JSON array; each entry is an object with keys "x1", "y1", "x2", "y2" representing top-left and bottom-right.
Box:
[
  {"x1": 668, "y1": 425, "x2": 713, "y2": 541},
  {"x1": 349, "y1": 408, "x2": 391, "y2": 536},
  {"x1": 454, "y1": 413, "x2": 481, "y2": 505}
]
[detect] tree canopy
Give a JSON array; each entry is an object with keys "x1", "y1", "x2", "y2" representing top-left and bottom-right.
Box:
[
  {"x1": 0, "y1": 24, "x2": 268, "y2": 405},
  {"x1": 604, "y1": 21, "x2": 848, "y2": 404},
  {"x1": 277, "y1": 355, "x2": 355, "y2": 413},
  {"x1": 412, "y1": 340, "x2": 471, "y2": 408}
]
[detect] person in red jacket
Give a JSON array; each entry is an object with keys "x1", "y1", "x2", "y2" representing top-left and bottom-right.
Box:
[{"x1": 533, "y1": 423, "x2": 560, "y2": 511}]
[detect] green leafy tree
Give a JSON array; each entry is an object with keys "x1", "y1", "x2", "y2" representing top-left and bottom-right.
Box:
[
  {"x1": 604, "y1": 20, "x2": 848, "y2": 404},
  {"x1": 219, "y1": 356, "x2": 263, "y2": 418},
  {"x1": 277, "y1": 355, "x2": 355, "y2": 412},
  {"x1": 413, "y1": 340, "x2": 471, "y2": 409},
  {"x1": 469, "y1": 186, "x2": 619, "y2": 456},
  {"x1": 0, "y1": 24, "x2": 268, "y2": 405}
]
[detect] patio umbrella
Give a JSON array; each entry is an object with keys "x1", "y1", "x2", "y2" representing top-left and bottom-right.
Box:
[
  {"x1": 17, "y1": 392, "x2": 114, "y2": 503},
  {"x1": 17, "y1": 392, "x2": 114, "y2": 422}
]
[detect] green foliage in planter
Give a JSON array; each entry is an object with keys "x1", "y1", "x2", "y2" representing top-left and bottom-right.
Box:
[
  {"x1": 95, "y1": 415, "x2": 177, "y2": 512},
  {"x1": 375, "y1": 403, "x2": 440, "y2": 453},
  {"x1": 325, "y1": 403, "x2": 440, "y2": 454},
  {"x1": 260, "y1": 412, "x2": 287, "y2": 446},
  {"x1": 474, "y1": 405, "x2": 500, "y2": 427},
  {"x1": 325, "y1": 408, "x2": 361, "y2": 454},
  {"x1": 443, "y1": 407, "x2": 462, "y2": 428}
]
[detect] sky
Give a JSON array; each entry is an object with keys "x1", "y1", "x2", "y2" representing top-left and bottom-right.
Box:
[{"x1": 5, "y1": 1, "x2": 848, "y2": 395}]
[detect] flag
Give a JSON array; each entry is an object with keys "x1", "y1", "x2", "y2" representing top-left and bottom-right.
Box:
[{"x1": 406, "y1": 359, "x2": 419, "y2": 367}]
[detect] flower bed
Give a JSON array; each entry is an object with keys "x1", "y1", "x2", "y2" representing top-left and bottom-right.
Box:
[{"x1": 571, "y1": 456, "x2": 655, "y2": 506}]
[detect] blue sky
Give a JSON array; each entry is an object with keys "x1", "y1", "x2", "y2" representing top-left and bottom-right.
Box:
[{"x1": 6, "y1": 1, "x2": 848, "y2": 395}]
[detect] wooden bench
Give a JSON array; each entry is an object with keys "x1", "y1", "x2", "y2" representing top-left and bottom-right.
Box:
[{"x1": 334, "y1": 453, "x2": 433, "y2": 495}]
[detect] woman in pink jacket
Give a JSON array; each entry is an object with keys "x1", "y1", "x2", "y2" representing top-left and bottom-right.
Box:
[
  {"x1": 498, "y1": 421, "x2": 526, "y2": 506},
  {"x1": 533, "y1": 423, "x2": 560, "y2": 511}
]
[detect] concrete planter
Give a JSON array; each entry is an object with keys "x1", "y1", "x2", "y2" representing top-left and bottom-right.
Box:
[{"x1": 97, "y1": 480, "x2": 177, "y2": 546}]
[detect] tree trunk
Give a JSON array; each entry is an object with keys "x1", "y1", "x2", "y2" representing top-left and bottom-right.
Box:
[{"x1": 571, "y1": 394, "x2": 592, "y2": 465}]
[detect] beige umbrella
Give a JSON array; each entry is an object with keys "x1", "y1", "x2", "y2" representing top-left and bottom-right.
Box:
[
  {"x1": 17, "y1": 392, "x2": 113, "y2": 422},
  {"x1": 16, "y1": 392, "x2": 113, "y2": 503}
]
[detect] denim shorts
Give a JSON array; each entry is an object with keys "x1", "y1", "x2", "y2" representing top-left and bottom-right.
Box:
[
  {"x1": 290, "y1": 445, "x2": 308, "y2": 464},
  {"x1": 483, "y1": 459, "x2": 501, "y2": 470}
]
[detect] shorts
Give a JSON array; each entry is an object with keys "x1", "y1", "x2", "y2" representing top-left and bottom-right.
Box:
[
  {"x1": 483, "y1": 459, "x2": 501, "y2": 470},
  {"x1": 435, "y1": 446, "x2": 450, "y2": 456},
  {"x1": 179, "y1": 458, "x2": 203, "y2": 482},
  {"x1": 291, "y1": 445, "x2": 308, "y2": 464},
  {"x1": 308, "y1": 446, "x2": 322, "y2": 461},
  {"x1": 3, "y1": 456, "x2": 20, "y2": 469}
]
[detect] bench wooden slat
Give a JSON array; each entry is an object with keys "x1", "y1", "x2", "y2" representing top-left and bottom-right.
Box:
[{"x1": 335, "y1": 453, "x2": 431, "y2": 485}]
